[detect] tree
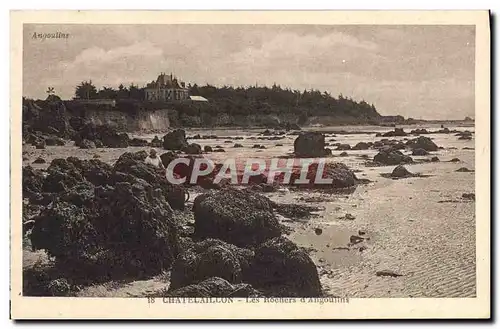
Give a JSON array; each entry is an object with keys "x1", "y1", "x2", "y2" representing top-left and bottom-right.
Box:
[
  {"x1": 98, "y1": 86, "x2": 117, "y2": 99},
  {"x1": 74, "y1": 81, "x2": 98, "y2": 100}
]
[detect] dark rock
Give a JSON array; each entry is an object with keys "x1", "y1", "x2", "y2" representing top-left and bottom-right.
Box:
[
  {"x1": 163, "y1": 129, "x2": 188, "y2": 150},
  {"x1": 45, "y1": 136, "x2": 65, "y2": 146},
  {"x1": 150, "y1": 135, "x2": 163, "y2": 148},
  {"x1": 166, "y1": 277, "x2": 261, "y2": 298},
  {"x1": 213, "y1": 149, "x2": 225, "y2": 153},
  {"x1": 376, "y1": 270, "x2": 403, "y2": 277},
  {"x1": 182, "y1": 143, "x2": 202, "y2": 155},
  {"x1": 35, "y1": 140, "x2": 46, "y2": 149},
  {"x1": 431, "y1": 156, "x2": 440, "y2": 162},
  {"x1": 456, "y1": 167, "x2": 474, "y2": 172},
  {"x1": 31, "y1": 181, "x2": 180, "y2": 279},
  {"x1": 193, "y1": 188, "x2": 281, "y2": 247},
  {"x1": 450, "y1": 158, "x2": 461, "y2": 163},
  {"x1": 339, "y1": 151, "x2": 348, "y2": 157},
  {"x1": 374, "y1": 150, "x2": 413, "y2": 165},
  {"x1": 412, "y1": 148, "x2": 429, "y2": 156},
  {"x1": 382, "y1": 128, "x2": 407, "y2": 137},
  {"x1": 129, "y1": 138, "x2": 149, "y2": 147},
  {"x1": 293, "y1": 132, "x2": 329, "y2": 157},
  {"x1": 314, "y1": 228, "x2": 323, "y2": 235},
  {"x1": 249, "y1": 237, "x2": 322, "y2": 297},
  {"x1": 336, "y1": 144, "x2": 351, "y2": 151},
  {"x1": 406, "y1": 136, "x2": 438, "y2": 151},
  {"x1": 166, "y1": 185, "x2": 190, "y2": 211},
  {"x1": 160, "y1": 151, "x2": 177, "y2": 168},
  {"x1": 47, "y1": 278, "x2": 72, "y2": 296},
  {"x1": 204, "y1": 145, "x2": 213, "y2": 152},
  {"x1": 22, "y1": 166, "x2": 45, "y2": 198},
  {"x1": 234, "y1": 143, "x2": 244, "y2": 148},
  {"x1": 32, "y1": 157, "x2": 46, "y2": 164},
  {"x1": 169, "y1": 239, "x2": 254, "y2": 290},
  {"x1": 78, "y1": 139, "x2": 96, "y2": 149},
  {"x1": 352, "y1": 142, "x2": 370, "y2": 150},
  {"x1": 349, "y1": 235, "x2": 364, "y2": 244},
  {"x1": 462, "y1": 193, "x2": 475, "y2": 200},
  {"x1": 390, "y1": 165, "x2": 415, "y2": 178},
  {"x1": 74, "y1": 123, "x2": 129, "y2": 148}
]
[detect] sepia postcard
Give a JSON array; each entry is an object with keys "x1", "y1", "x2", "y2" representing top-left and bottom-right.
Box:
[{"x1": 10, "y1": 10, "x2": 490, "y2": 319}]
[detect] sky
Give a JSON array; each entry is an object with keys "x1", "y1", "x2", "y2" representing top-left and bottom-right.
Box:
[{"x1": 23, "y1": 24, "x2": 475, "y2": 120}]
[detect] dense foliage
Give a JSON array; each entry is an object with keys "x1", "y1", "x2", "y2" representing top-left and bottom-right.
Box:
[{"x1": 68, "y1": 81, "x2": 381, "y2": 121}]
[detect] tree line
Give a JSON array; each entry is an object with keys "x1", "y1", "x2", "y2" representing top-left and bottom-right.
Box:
[{"x1": 72, "y1": 80, "x2": 381, "y2": 120}]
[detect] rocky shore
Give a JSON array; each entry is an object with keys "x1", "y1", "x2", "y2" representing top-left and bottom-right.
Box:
[{"x1": 21, "y1": 100, "x2": 476, "y2": 298}]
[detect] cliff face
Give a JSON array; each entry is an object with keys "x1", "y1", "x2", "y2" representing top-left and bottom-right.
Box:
[{"x1": 80, "y1": 109, "x2": 171, "y2": 132}]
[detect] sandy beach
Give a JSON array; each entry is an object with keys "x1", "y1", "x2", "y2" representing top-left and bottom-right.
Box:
[{"x1": 22, "y1": 124, "x2": 476, "y2": 298}]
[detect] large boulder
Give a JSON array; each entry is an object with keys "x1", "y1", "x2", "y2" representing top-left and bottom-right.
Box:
[
  {"x1": 30, "y1": 181, "x2": 180, "y2": 278},
  {"x1": 193, "y1": 188, "x2": 281, "y2": 247},
  {"x1": 373, "y1": 150, "x2": 413, "y2": 165},
  {"x1": 169, "y1": 239, "x2": 254, "y2": 290},
  {"x1": 249, "y1": 237, "x2": 322, "y2": 297},
  {"x1": 163, "y1": 129, "x2": 188, "y2": 150},
  {"x1": 406, "y1": 136, "x2": 438, "y2": 151},
  {"x1": 74, "y1": 123, "x2": 129, "y2": 148},
  {"x1": 290, "y1": 162, "x2": 357, "y2": 189},
  {"x1": 28, "y1": 98, "x2": 73, "y2": 138},
  {"x1": 293, "y1": 132, "x2": 329, "y2": 157},
  {"x1": 166, "y1": 277, "x2": 261, "y2": 298}
]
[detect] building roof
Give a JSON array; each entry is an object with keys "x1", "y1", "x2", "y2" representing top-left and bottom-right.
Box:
[
  {"x1": 189, "y1": 95, "x2": 208, "y2": 102},
  {"x1": 146, "y1": 73, "x2": 188, "y2": 90}
]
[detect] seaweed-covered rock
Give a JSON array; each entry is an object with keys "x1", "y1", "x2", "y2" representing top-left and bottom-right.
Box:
[
  {"x1": 166, "y1": 277, "x2": 261, "y2": 298},
  {"x1": 113, "y1": 152, "x2": 171, "y2": 192},
  {"x1": 249, "y1": 237, "x2": 322, "y2": 297},
  {"x1": 169, "y1": 239, "x2": 254, "y2": 290},
  {"x1": 22, "y1": 166, "x2": 45, "y2": 198},
  {"x1": 74, "y1": 123, "x2": 129, "y2": 148},
  {"x1": 294, "y1": 132, "x2": 329, "y2": 157},
  {"x1": 30, "y1": 181, "x2": 180, "y2": 278},
  {"x1": 163, "y1": 129, "x2": 188, "y2": 150},
  {"x1": 193, "y1": 188, "x2": 281, "y2": 247},
  {"x1": 406, "y1": 136, "x2": 438, "y2": 151},
  {"x1": 43, "y1": 159, "x2": 84, "y2": 193},
  {"x1": 373, "y1": 150, "x2": 413, "y2": 165}
]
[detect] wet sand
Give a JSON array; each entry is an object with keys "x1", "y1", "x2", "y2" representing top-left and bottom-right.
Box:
[{"x1": 22, "y1": 125, "x2": 476, "y2": 297}]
